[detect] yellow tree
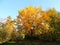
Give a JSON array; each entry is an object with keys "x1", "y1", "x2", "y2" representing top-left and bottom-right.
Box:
[
  {"x1": 0, "y1": 16, "x2": 15, "y2": 44},
  {"x1": 17, "y1": 6, "x2": 59, "y2": 40},
  {"x1": 17, "y1": 6, "x2": 47, "y2": 36}
]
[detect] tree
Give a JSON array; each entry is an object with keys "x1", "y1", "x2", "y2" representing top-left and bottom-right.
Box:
[{"x1": 0, "y1": 16, "x2": 15, "y2": 44}]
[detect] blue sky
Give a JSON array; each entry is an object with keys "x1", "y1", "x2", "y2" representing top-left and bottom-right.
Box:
[{"x1": 0, "y1": 0, "x2": 60, "y2": 19}]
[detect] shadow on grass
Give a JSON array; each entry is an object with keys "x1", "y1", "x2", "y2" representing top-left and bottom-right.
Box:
[{"x1": 2, "y1": 39, "x2": 60, "y2": 45}]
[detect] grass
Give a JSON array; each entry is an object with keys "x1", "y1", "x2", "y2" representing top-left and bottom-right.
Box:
[{"x1": 2, "y1": 39, "x2": 60, "y2": 45}]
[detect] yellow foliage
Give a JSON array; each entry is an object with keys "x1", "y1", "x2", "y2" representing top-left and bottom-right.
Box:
[
  {"x1": 17, "y1": 6, "x2": 59, "y2": 35},
  {"x1": 45, "y1": 24, "x2": 50, "y2": 30}
]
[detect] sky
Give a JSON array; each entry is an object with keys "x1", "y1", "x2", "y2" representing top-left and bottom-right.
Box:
[{"x1": 0, "y1": 0, "x2": 60, "y2": 19}]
